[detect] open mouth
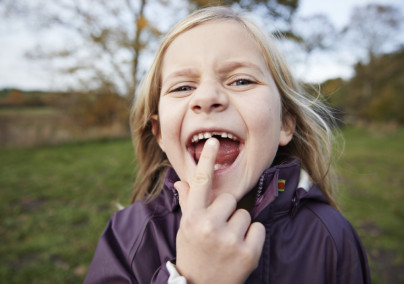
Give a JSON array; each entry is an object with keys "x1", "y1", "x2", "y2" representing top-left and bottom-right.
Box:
[{"x1": 188, "y1": 131, "x2": 242, "y2": 170}]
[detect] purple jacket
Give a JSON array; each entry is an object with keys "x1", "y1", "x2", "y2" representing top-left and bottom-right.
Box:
[{"x1": 84, "y1": 159, "x2": 371, "y2": 283}]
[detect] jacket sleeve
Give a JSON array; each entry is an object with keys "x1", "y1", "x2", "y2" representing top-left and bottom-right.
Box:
[
  {"x1": 84, "y1": 219, "x2": 138, "y2": 284},
  {"x1": 151, "y1": 264, "x2": 171, "y2": 283},
  {"x1": 308, "y1": 202, "x2": 371, "y2": 284},
  {"x1": 335, "y1": 220, "x2": 371, "y2": 284},
  {"x1": 84, "y1": 208, "x2": 176, "y2": 284}
]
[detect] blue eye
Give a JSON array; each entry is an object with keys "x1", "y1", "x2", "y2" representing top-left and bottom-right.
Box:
[
  {"x1": 232, "y1": 79, "x2": 254, "y2": 86},
  {"x1": 230, "y1": 77, "x2": 257, "y2": 86},
  {"x1": 171, "y1": 86, "x2": 193, "y2": 92}
]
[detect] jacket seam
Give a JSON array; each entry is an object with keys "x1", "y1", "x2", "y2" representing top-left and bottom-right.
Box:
[
  {"x1": 129, "y1": 209, "x2": 177, "y2": 267},
  {"x1": 302, "y1": 203, "x2": 340, "y2": 257}
]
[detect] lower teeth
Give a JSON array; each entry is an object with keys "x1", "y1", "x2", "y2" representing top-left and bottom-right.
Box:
[{"x1": 214, "y1": 163, "x2": 228, "y2": 170}]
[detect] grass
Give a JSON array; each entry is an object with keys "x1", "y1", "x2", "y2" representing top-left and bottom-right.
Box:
[
  {"x1": 0, "y1": 127, "x2": 403, "y2": 283},
  {"x1": 0, "y1": 139, "x2": 135, "y2": 283},
  {"x1": 336, "y1": 126, "x2": 404, "y2": 283},
  {"x1": 0, "y1": 107, "x2": 58, "y2": 116}
]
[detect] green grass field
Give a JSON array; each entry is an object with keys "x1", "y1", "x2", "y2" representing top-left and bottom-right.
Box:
[
  {"x1": 336, "y1": 127, "x2": 404, "y2": 283},
  {"x1": 0, "y1": 127, "x2": 403, "y2": 283}
]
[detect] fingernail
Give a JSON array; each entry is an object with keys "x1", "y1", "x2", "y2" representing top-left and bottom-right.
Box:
[{"x1": 206, "y1": 138, "x2": 218, "y2": 146}]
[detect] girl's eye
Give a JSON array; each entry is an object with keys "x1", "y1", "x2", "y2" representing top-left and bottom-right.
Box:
[
  {"x1": 231, "y1": 79, "x2": 255, "y2": 86},
  {"x1": 170, "y1": 85, "x2": 193, "y2": 93}
]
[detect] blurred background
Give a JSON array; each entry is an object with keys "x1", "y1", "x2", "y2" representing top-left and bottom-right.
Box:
[{"x1": 0, "y1": 0, "x2": 403, "y2": 283}]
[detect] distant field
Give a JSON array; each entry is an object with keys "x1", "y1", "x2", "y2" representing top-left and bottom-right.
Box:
[
  {"x1": 336, "y1": 126, "x2": 404, "y2": 283},
  {"x1": 0, "y1": 127, "x2": 403, "y2": 283},
  {"x1": 0, "y1": 107, "x2": 58, "y2": 116},
  {"x1": 0, "y1": 106, "x2": 129, "y2": 147}
]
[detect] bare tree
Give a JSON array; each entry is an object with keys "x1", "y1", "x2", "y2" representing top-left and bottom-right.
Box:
[
  {"x1": 188, "y1": 0, "x2": 299, "y2": 36},
  {"x1": 338, "y1": 4, "x2": 403, "y2": 120},
  {"x1": 278, "y1": 14, "x2": 336, "y2": 80},
  {"x1": 1, "y1": 0, "x2": 168, "y2": 100},
  {"x1": 342, "y1": 4, "x2": 403, "y2": 62},
  {"x1": 292, "y1": 15, "x2": 336, "y2": 55},
  {"x1": 1, "y1": 0, "x2": 306, "y2": 99}
]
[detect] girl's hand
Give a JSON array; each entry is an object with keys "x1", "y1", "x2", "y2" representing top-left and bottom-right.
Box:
[{"x1": 174, "y1": 138, "x2": 266, "y2": 284}]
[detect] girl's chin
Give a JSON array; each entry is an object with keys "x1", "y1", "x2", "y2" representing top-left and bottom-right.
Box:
[{"x1": 211, "y1": 176, "x2": 248, "y2": 199}]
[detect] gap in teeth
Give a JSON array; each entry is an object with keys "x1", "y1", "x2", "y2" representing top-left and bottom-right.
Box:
[{"x1": 191, "y1": 131, "x2": 238, "y2": 143}]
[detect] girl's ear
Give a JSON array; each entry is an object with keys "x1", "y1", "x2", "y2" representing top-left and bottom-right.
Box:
[
  {"x1": 151, "y1": 114, "x2": 165, "y2": 152},
  {"x1": 279, "y1": 113, "x2": 296, "y2": 146}
]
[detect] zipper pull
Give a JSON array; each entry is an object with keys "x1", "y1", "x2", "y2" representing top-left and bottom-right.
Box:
[{"x1": 290, "y1": 195, "x2": 299, "y2": 217}]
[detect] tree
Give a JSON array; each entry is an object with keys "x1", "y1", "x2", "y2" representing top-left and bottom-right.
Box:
[
  {"x1": 347, "y1": 48, "x2": 404, "y2": 123},
  {"x1": 341, "y1": 4, "x2": 403, "y2": 63},
  {"x1": 292, "y1": 15, "x2": 335, "y2": 55},
  {"x1": 188, "y1": 0, "x2": 299, "y2": 36},
  {"x1": 336, "y1": 4, "x2": 404, "y2": 124},
  {"x1": 1, "y1": 0, "x2": 167, "y2": 100},
  {"x1": 1, "y1": 0, "x2": 305, "y2": 100},
  {"x1": 287, "y1": 14, "x2": 336, "y2": 76},
  {"x1": 320, "y1": 47, "x2": 404, "y2": 124}
]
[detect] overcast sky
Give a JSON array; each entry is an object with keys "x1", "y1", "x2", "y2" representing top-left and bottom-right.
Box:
[
  {"x1": 0, "y1": 0, "x2": 403, "y2": 91},
  {"x1": 294, "y1": 0, "x2": 404, "y2": 82}
]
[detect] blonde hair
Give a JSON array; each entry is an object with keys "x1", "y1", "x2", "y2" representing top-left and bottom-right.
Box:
[{"x1": 130, "y1": 6, "x2": 339, "y2": 208}]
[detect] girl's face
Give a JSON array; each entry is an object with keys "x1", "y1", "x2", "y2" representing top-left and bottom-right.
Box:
[{"x1": 155, "y1": 21, "x2": 294, "y2": 202}]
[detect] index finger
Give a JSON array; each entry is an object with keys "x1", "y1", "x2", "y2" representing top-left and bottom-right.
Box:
[{"x1": 188, "y1": 137, "x2": 219, "y2": 209}]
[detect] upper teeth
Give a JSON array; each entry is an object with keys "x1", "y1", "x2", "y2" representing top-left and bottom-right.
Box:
[{"x1": 191, "y1": 131, "x2": 238, "y2": 143}]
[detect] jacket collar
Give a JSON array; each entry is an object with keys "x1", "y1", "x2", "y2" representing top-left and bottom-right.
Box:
[
  {"x1": 162, "y1": 157, "x2": 329, "y2": 217},
  {"x1": 251, "y1": 157, "x2": 300, "y2": 220},
  {"x1": 162, "y1": 168, "x2": 181, "y2": 212},
  {"x1": 252, "y1": 157, "x2": 329, "y2": 222}
]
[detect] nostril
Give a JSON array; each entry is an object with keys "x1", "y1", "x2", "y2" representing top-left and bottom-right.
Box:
[
  {"x1": 211, "y1": 103, "x2": 224, "y2": 112},
  {"x1": 190, "y1": 97, "x2": 227, "y2": 113},
  {"x1": 192, "y1": 105, "x2": 202, "y2": 112}
]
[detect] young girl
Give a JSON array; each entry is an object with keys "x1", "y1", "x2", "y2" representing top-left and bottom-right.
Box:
[{"x1": 85, "y1": 6, "x2": 370, "y2": 284}]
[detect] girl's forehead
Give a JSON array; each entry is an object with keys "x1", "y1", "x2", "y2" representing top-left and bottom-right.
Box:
[
  {"x1": 161, "y1": 20, "x2": 266, "y2": 70},
  {"x1": 171, "y1": 20, "x2": 248, "y2": 45}
]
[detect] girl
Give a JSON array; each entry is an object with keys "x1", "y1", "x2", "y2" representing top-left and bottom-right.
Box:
[{"x1": 85, "y1": 6, "x2": 370, "y2": 284}]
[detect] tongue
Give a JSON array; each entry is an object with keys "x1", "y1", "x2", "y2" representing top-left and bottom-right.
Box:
[{"x1": 194, "y1": 138, "x2": 240, "y2": 165}]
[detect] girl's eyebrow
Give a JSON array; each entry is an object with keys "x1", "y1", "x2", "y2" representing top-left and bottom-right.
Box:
[
  {"x1": 162, "y1": 68, "x2": 199, "y2": 85},
  {"x1": 162, "y1": 61, "x2": 265, "y2": 86},
  {"x1": 217, "y1": 61, "x2": 265, "y2": 76}
]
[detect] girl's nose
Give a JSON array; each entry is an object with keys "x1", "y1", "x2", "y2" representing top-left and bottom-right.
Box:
[{"x1": 190, "y1": 82, "x2": 229, "y2": 114}]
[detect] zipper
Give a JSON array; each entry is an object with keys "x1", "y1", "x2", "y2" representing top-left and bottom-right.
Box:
[{"x1": 290, "y1": 195, "x2": 299, "y2": 217}]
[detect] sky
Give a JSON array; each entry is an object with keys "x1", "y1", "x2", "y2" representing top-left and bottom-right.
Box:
[
  {"x1": 294, "y1": 0, "x2": 404, "y2": 82},
  {"x1": 0, "y1": 0, "x2": 403, "y2": 91}
]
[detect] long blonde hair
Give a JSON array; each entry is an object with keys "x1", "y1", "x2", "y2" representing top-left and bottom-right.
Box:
[{"x1": 130, "y1": 6, "x2": 339, "y2": 208}]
